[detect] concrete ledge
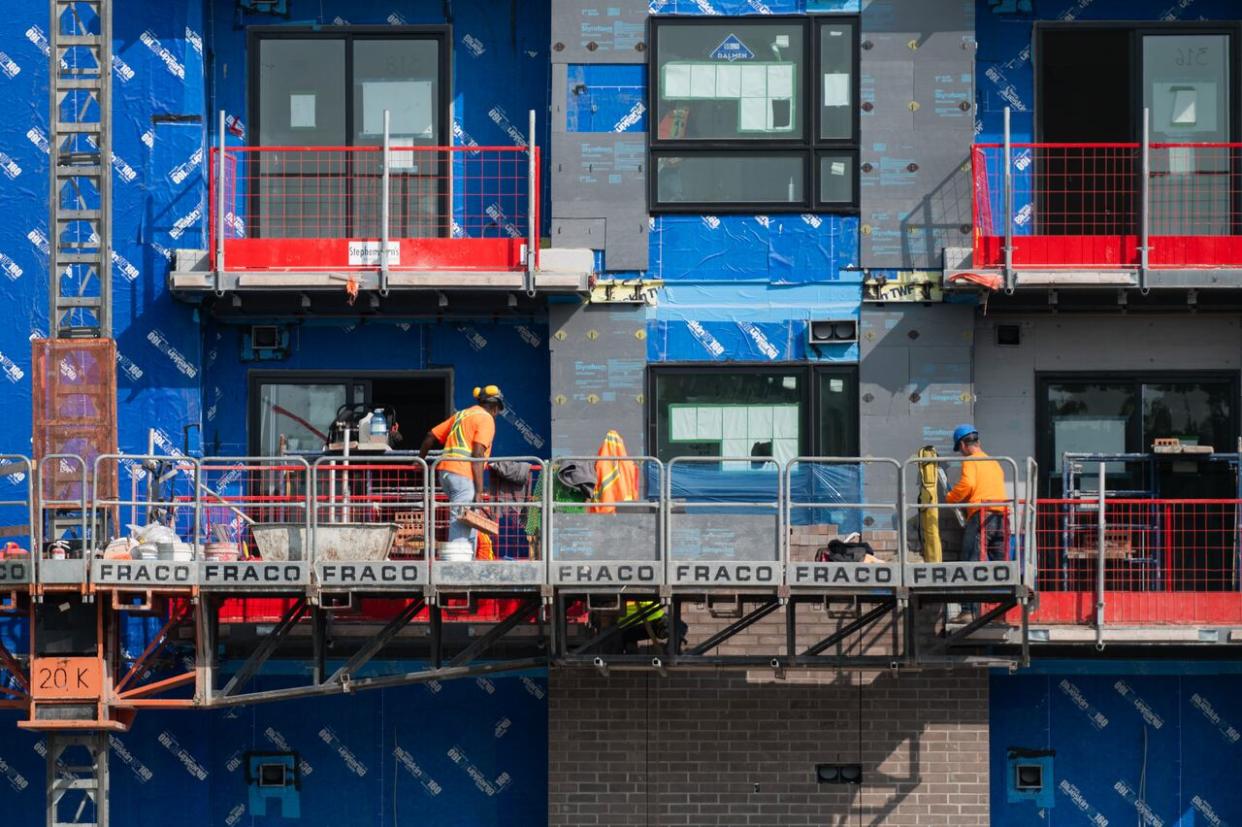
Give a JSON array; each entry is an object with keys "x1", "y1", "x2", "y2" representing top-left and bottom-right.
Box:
[{"x1": 170, "y1": 247, "x2": 592, "y2": 294}]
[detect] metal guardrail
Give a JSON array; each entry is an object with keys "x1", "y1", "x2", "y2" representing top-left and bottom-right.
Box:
[
  {"x1": 783, "y1": 457, "x2": 902, "y2": 590},
  {"x1": 428, "y1": 456, "x2": 545, "y2": 590},
  {"x1": 547, "y1": 456, "x2": 663, "y2": 588},
  {"x1": 209, "y1": 108, "x2": 542, "y2": 278},
  {"x1": 974, "y1": 107, "x2": 1242, "y2": 279},
  {"x1": 36, "y1": 453, "x2": 89, "y2": 586},
  {"x1": 92, "y1": 454, "x2": 200, "y2": 589},
  {"x1": 196, "y1": 456, "x2": 312, "y2": 590},
  {"x1": 310, "y1": 455, "x2": 426, "y2": 591},
  {"x1": 7, "y1": 452, "x2": 1047, "y2": 594},
  {"x1": 900, "y1": 454, "x2": 1025, "y2": 590},
  {"x1": 665, "y1": 456, "x2": 783, "y2": 589},
  {"x1": 0, "y1": 455, "x2": 33, "y2": 587}
]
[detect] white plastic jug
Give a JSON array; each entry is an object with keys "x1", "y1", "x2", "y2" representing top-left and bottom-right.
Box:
[{"x1": 370, "y1": 408, "x2": 388, "y2": 439}]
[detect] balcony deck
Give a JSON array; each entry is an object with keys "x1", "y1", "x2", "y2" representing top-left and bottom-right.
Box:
[{"x1": 170, "y1": 143, "x2": 592, "y2": 296}]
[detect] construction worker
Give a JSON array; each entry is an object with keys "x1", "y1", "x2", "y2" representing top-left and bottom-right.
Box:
[
  {"x1": 420, "y1": 385, "x2": 505, "y2": 545},
  {"x1": 945, "y1": 423, "x2": 1008, "y2": 622}
]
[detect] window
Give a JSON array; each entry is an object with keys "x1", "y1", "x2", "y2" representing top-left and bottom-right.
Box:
[
  {"x1": 1037, "y1": 373, "x2": 1238, "y2": 496},
  {"x1": 249, "y1": 28, "x2": 450, "y2": 238},
  {"x1": 649, "y1": 16, "x2": 859, "y2": 212},
  {"x1": 1035, "y1": 23, "x2": 1239, "y2": 236},
  {"x1": 649, "y1": 366, "x2": 858, "y2": 464},
  {"x1": 248, "y1": 371, "x2": 450, "y2": 455}
]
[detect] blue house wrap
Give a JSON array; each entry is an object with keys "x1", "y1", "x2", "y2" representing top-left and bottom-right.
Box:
[
  {"x1": 0, "y1": 673, "x2": 549, "y2": 825},
  {"x1": 0, "y1": 1, "x2": 555, "y2": 820},
  {"x1": 991, "y1": 666, "x2": 1242, "y2": 827}
]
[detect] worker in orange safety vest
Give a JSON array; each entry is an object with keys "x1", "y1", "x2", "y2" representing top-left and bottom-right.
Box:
[{"x1": 420, "y1": 385, "x2": 505, "y2": 544}]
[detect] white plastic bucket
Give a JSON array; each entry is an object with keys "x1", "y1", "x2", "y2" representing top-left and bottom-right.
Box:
[{"x1": 436, "y1": 539, "x2": 475, "y2": 562}]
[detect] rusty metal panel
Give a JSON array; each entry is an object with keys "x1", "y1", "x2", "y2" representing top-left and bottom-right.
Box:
[{"x1": 32, "y1": 339, "x2": 118, "y2": 501}]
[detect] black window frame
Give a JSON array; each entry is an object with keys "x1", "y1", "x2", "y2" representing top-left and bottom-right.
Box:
[
  {"x1": 1034, "y1": 370, "x2": 1240, "y2": 496},
  {"x1": 248, "y1": 25, "x2": 453, "y2": 149},
  {"x1": 647, "y1": 15, "x2": 860, "y2": 214},
  {"x1": 646, "y1": 364, "x2": 860, "y2": 462},
  {"x1": 247, "y1": 26, "x2": 453, "y2": 239}
]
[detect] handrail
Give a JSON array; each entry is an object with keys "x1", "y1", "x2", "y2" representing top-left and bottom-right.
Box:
[
  {"x1": 901, "y1": 455, "x2": 1026, "y2": 589},
  {"x1": 665, "y1": 456, "x2": 783, "y2": 587},
  {"x1": 208, "y1": 138, "x2": 539, "y2": 275},
  {"x1": 972, "y1": 112, "x2": 1242, "y2": 271},
  {"x1": 782, "y1": 456, "x2": 903, "y2": 587},
  {"x1": 94, "y1": 453, "x2": 201, "y2": 561},
  {"x1": 427, "y1": 456, "x2": 545, "y2": 587},
  {"x1": 0, "y1": 451, "x2": 1067, "y2": 595},
  {"x1": 547, "y1": 456, "x2": 663, "y2": 586},
  {"x1": 0, "y1": 455, "x2": 33, "y2": 583}
]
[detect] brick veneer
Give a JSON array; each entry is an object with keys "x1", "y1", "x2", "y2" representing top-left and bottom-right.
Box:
[{"x1": 549, "y1": 668, "x2": 989, "y2": 826}]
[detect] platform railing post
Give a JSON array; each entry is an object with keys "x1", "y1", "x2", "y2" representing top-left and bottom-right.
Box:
[
  {"x1": 1003, "y1": 106, "x2": 1013, "y2": 292},
  {"x1": 1095, "y1": 462, "x2": 1106, "y2": 650},
  {"x1": 380, "y1": 109, "x2": 391, "y2": 296},
  {"x1": 526, "y1": 109, "x2": 537, "y2": 297},
  {"x1": 215, "y1": 110, "x2": 226, "y2": 292},
  {"x1": 1139, "y1": 106, "x2": 1150, "y2": 293}
]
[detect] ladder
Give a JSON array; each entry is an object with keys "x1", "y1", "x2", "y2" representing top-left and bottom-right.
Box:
[
  {"x1": 45, "y1": 734, "x2": 109, "y2": 827},
  {"x1": 48, "y1": 0, "x2": 112, "y2": 338}
]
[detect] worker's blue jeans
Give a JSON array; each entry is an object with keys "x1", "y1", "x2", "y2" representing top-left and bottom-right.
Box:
[
  {"x1": 959, "y1": 511, "x2": 1007, "y2": 616},
  {"x1": 438, "y1": 470, "x2": 477, "y2": 545}
]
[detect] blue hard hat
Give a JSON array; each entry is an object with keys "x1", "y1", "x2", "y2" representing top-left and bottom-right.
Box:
[{"x1": 952, "y1": 424, "x2": 978, "y2": 450}]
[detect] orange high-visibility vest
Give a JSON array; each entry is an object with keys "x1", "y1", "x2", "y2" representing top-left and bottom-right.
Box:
[{"x1": 590, "y1": 430, "x2": 638, "y2": 514}]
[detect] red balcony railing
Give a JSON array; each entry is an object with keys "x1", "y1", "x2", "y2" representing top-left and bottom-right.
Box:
[
  {"x1": 972, "y1": 142, "x2": 1242, "y2": 269},
  {"x1": 1029, "y1": 498, "x2": 1242, "y2": 626},
  {"x1": 208, "y1": 144, "x2": 539, "y2": 273}
]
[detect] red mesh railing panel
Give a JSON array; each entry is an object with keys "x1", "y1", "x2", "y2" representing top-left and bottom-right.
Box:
[
  {"x1": 209, "y1": 145, "x2": 537, "y2": 272},
  {"x1": 1031, "y1": 498, "x2": 1242, "y2": 625},
  {"x1": 972, "y1": 142, "x2": 1242, "y2": 269}
]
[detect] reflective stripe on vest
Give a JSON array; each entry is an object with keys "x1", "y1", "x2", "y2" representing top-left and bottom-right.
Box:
[
  {"x1": 443, "y1": 408, "x2": 482, "y2": 459},
  {"x1": 620, "y1": 600, "x2": 664, "y2": 627}
]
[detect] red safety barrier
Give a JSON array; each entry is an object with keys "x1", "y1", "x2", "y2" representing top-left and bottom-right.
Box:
[
  {"x1": 972, "y1": 142, "x2": 1242, "y2": 269},
  {"x1": 209, "y1": 145, "x2": 538, "y2": 272},
  {"x1": 1028, "y1": 498, "x2": 1242, "y2": 625}
]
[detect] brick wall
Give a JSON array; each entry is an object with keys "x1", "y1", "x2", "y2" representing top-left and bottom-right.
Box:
[{"x1": 549, "y1": 669, "x2": 989, "y2": 826}]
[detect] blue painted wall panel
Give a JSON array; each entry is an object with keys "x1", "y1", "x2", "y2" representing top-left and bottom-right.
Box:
[{"x1": 0, "y1": 0, "x2": 206, "y2": 457}]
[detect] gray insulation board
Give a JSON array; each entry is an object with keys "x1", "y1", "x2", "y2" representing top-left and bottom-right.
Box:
[
  {"x1": 550, "y1": 302, "x2": 648, "y2": 456},
  {"x1": 860, "y1": 0, "x2": 975, "y2": 268},
  {"x1": 859, "y1": 304, "x2": 974, "y2": 525},
  {"x1": 550, "y1": 0, "x2": 649, "y2": 64},
  {"x1": 551, "y1": 125, "x2": 650, "y2": 270}
]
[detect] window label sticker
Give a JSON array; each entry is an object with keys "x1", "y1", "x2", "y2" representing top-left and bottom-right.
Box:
[{"x1": 710, "y1": 34, "x2": 755, "y2": 62}]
